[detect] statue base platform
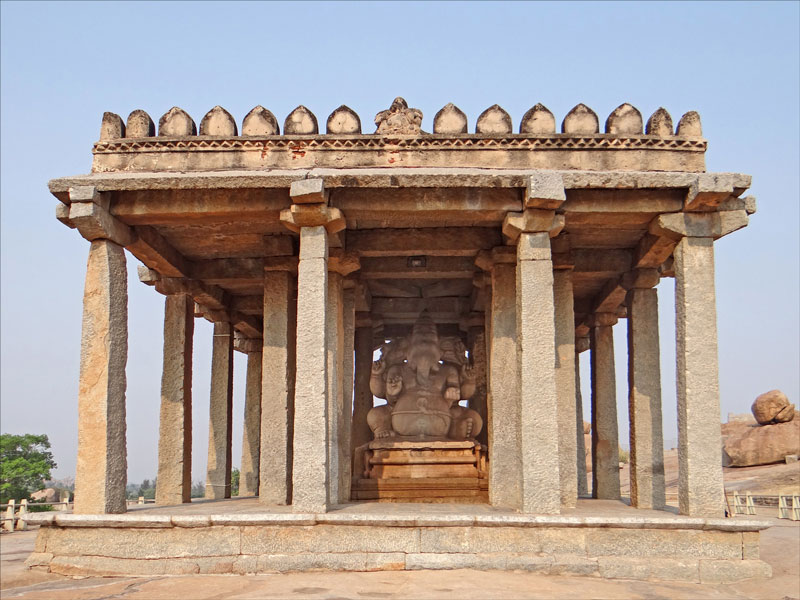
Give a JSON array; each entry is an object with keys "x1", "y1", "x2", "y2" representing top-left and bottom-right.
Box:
[{"x1": 351, "y1": 440, "x2": 488, "y2": 503}]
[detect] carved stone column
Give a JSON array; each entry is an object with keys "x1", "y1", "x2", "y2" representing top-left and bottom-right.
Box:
[
  {"x1": 281, "y1": 179, "x2": 346, "y2": 513},
  {"x1": 553, "y1": 268, "x2": 577, "y2": 508},
  {"x1": 351, "y1": 326, "x2": 374, "y2": 455},
  {"x1": 624, "y1": 269, "x2": 665, "y2": 510},
  {"x1": 590, "y1": 312, "x2": 620, "y2": 500},
  {"x1": 575, "y1": 336, "x2": 590, "y2": 497},
  {"x1": 467, "y1": 325, "x2": 488, "y2": 447},
  {"x1": 239, "y1": 349, "x2": 262, "y2": 497},
  {"x1": 205, "y1": 321, "x2": 234, "y2": 499},
  {"x1": 74, "y1": 239, "x2": 129, "y2": 514},
  {"x1": 651, "y1": 210, "x2": 749, "y2": 517},
  {"x1": 155, "y1": 293, "x2": 193, "y2": 505},
  {"x1": 259, "y1": 270, "x2": 296, "y2": 505},
  {"x1": 477, "y1": 248, "x2": 521, "y2": 510}
]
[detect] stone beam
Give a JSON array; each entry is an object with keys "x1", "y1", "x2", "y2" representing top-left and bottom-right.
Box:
[
  {"x1": 360, "y1": 256, "x2": 476, "y2": 279},
  {"x1": 348, "y1": 228, "x2": 501, "y2": 257},
  {"x1": 572, "y1": 249, "x2": 633, "y2": 274},
  {"x1": 633, "y1": 233, "x2": 677, "y2": 269},
  {"x1": 128, "y1": 225, "x2": 192, "y2": 278},
  {"x1": 371, "y1": 297, "x2": 469, "y2": 318}
]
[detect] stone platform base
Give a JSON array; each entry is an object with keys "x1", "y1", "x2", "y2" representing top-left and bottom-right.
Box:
[
  {"x1": 25, "y1": 509, "x2": 771, "y2": 583},
  {"x1": 352, "y1": 440, "x2": 488, "y2": 502}
]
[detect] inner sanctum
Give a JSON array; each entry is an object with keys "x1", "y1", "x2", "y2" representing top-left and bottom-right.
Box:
[{"x1": 51, "y1": 97, "x2": 755, "y2": 517}]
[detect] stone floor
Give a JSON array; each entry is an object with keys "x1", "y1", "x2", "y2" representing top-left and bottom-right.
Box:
[
  {"x1": 1, "y1": 517, "x2": 798, "y2": 600},
  {"x1": 125, "y1": 496, "x2": 683, "y2": 518}
]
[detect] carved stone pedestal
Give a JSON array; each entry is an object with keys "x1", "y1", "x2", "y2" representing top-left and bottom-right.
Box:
[{"x1": 351, "y1": 440, "x2": 488, "y2": 503}]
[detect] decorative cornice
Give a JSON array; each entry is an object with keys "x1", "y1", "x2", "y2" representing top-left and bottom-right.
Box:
[{"x1": 93, "y1": 134, "x2": 706, "y2": 155}]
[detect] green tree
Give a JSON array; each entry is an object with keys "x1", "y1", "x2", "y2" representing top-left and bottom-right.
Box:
[
  {"x1": 0, "y1": 434, "x2": 57, "y2": 503},
  {"x1": 231, "y1": 468, "x2": 240, "y2": 497}
]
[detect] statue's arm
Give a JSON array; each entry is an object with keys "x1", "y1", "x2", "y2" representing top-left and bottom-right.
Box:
[{"x1": 370, "y1": 357, "x2": 387, "y2": 399}]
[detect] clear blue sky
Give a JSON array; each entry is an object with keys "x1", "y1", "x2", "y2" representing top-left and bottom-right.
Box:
[{"x1": 1, "y1": 1, "x2": 798, "y2": 483}]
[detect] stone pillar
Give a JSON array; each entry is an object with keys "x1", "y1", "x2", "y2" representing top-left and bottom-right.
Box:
[
  {"x1": 675, "y1": 236, "x2": 724, "y2": 516},
  {"x1": 487, "y1": 261, "x2": 522, "y2": 510},
  {"x1": 590, "y1": 313, "x2": 620, "y2": 500},
  {"x1": 517, "y1": 232, "x2": 561, "y2": 514},
  {"x1": 467, "y1": 326, "x2": 488, "y2": 447},
  {"x1": 74, "y1": 239, "x2": 128, "y2": 514},
  {"x1": 575, "y1": 336, "x2": 590, "y2": 497},
  {"x1": 155, "y1": 293, "x2": 193, "y2": 505},
  {"x1": 259, "y1": 270, "x2": 296, "y2": 505},
  {"x1": 340, "y1": 287, "x2": 355, "y2": 502},
  {"x1": 239, "y1": 350, "x2": 263, "y2": 497},
  {"x1": 626, "y1": 271, "x2": 666, "y2": 510},
  {"x1": 292, "y1": 226, "x2": 331, "y2": 512},
  {"x1": 205, "y1": 321, "x2": 234, "y2": 499},
  {"x1": 351, "y1": 326, "x2": 374, "y2": 454},
  {"x1": 326, "y1": 272, "x2": 344, "y2": 505},
  {"x1": 553, "y1": 269, "x2": 577, "y2": 508}
]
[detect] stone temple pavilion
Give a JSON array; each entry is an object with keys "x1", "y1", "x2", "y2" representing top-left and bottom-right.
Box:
[{"x1": 27, "y1": 98, "x2": 770, "y2": 581}]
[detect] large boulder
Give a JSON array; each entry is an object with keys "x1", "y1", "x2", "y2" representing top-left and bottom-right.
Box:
[
  {"x1": 30, "y1": 488, "x2": 57, "y2": 502},
  {"x1": 723, "y1": 420, "x2": 800, "y2": 467},
  {"x1": 751, "y1": 390, "x2": 794, "y2": 425}
]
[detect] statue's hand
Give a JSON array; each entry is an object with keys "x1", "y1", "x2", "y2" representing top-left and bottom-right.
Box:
[
  {"x1": 372, "y1": 357, "x2": 386, "y2": 375},
  {"x1": 461, "y1": 363, "x2": 476, "y2": 381},
  {"x1": 445, "y1": 386, "x2": 460, "y2": 402}
]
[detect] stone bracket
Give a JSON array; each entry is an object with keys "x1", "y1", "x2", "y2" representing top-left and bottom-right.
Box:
[
  {"x1": 621, "y1": 268, "x2": 661, "y2": 290},
  {"x1": 685, "y1": 173, "x2": 747, "y2": 212},
  {"x1": 525, "y1": 172, "x2": 566, "y2": 210},
  {"x1": 502, "y1": 209, "x2": 564, "y2": 242},
  {"x1": 280, "y1": 204, "x2": 345, "y2": 234},
  {"x1": 474, "y1": 246, "x2": 516, "y2": 272},
  {"x1": 67, "y1": 186, "x2": 136, "y2": 247},
  {"x1": 650, "y1": 210, "x2": 749, "y2": 241},
  {"x1": 588, "y1": 312, "x2": 619, "y2": 327},
  {"x1": 264, "y1": 256, "x2": 299, "y2": 275},
  {"x1": 329, "y1": 250, "x2": 361, "y2": 276}
]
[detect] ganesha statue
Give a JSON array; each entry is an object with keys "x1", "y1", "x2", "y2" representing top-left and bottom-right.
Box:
[{"x1": 366, "y1": 312, "x2": 483, "y2": 441}]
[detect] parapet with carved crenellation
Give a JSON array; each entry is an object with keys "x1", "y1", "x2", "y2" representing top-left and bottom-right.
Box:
[{"x1": 92, "y1": 99, "x2": 707, "y2": 173}]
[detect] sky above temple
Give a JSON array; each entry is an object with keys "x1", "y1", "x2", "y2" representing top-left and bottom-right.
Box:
[{"x1": 1, "y1": 1, "x2": 798, "y2": 484}]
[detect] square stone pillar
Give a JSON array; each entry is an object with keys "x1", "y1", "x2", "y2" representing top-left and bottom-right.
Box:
[
  {"x1": 239, "y1": 350, "x2": 263, "y2": 497},
  {"x1": 339, "y1": 287, "x2": 355, "y2": 502},
  {"x1": 259, "y1": 270, "x2": 296, "y2": 505},
  {"x1": 553, "y1": 269, "x2": 577, "y2": 508},
  {"x1": 292, "y1": 226, "x2": 331, "y2": 512},
  {"x1": 74, "y1": 239, "x2": 128, "y2": 515},
  {"x1": 626, "y1": 275, "x2": 666, "y2": 510},
  {"x1": 205, "y1": 321, "x2": 234, "y2": 499},
  {"x1": 155, "y1": 293, "x2": 193, "y2": 505},
  {"x1": 351, "y1": 326, "x2": 374, "y2": 455},
  {"x1": 467, "y1": 326, "x2": 488, "y2": 447},
  {"x1": 590, "y1": 312, "x2": 620, "y2": 500},
  {"x1": 326, "y1": 272, "x2": 344, "y2": 505},
  {"x1": 517, "y1": 232, "x2": 561, "y2": 514},
  {"x1": 487, "y1": 262, "x2": 522, "y2": 510},
  {"x1": 674, "y1": 236, "x2": 724, "y2": 517},
  {"x1": 575, "y1": 336, "x2": 590, "y2": 497}
]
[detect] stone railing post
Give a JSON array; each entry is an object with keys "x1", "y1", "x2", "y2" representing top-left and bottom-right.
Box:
[{"x1": 3, "y1": 500, "x2": 15, "y2": 532}]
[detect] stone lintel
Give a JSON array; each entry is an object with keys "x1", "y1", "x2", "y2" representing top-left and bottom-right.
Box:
[
  {"x1": 589, "y1": 312, "x2": 618, "y2": 328},
  {"x1": 685, "y1": 173, "x2": 739, "y2": 212},
  {"x1": 128, "y1": 225, "x2": 192, "y2": 278},
  {"x1": 289, "y1": 178, "x2": 327, "y2": 204},
  {"x1": 328, "y1": 250, "x2": 361, "y2": 276},
  {"x1": 621, "y1": 268, "x2": 660, "y2": 290},
  {"x1": 525, "y1": 172, "x2": 566, "y2": 209},
  {"x1": 280, "y1": 204, "x2": 345, "y2": 234},
  {"x1": 650, "y1": 210, "x2": 748, "y2": 241}
]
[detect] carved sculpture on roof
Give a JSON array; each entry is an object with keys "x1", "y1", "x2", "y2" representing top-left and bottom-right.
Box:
[
  {"x1": 367, "y1": 312, "x2": 483, "y2": 441},
  {"x1": 374, "y1": 97, "x2": 423, "y2": 135}
]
